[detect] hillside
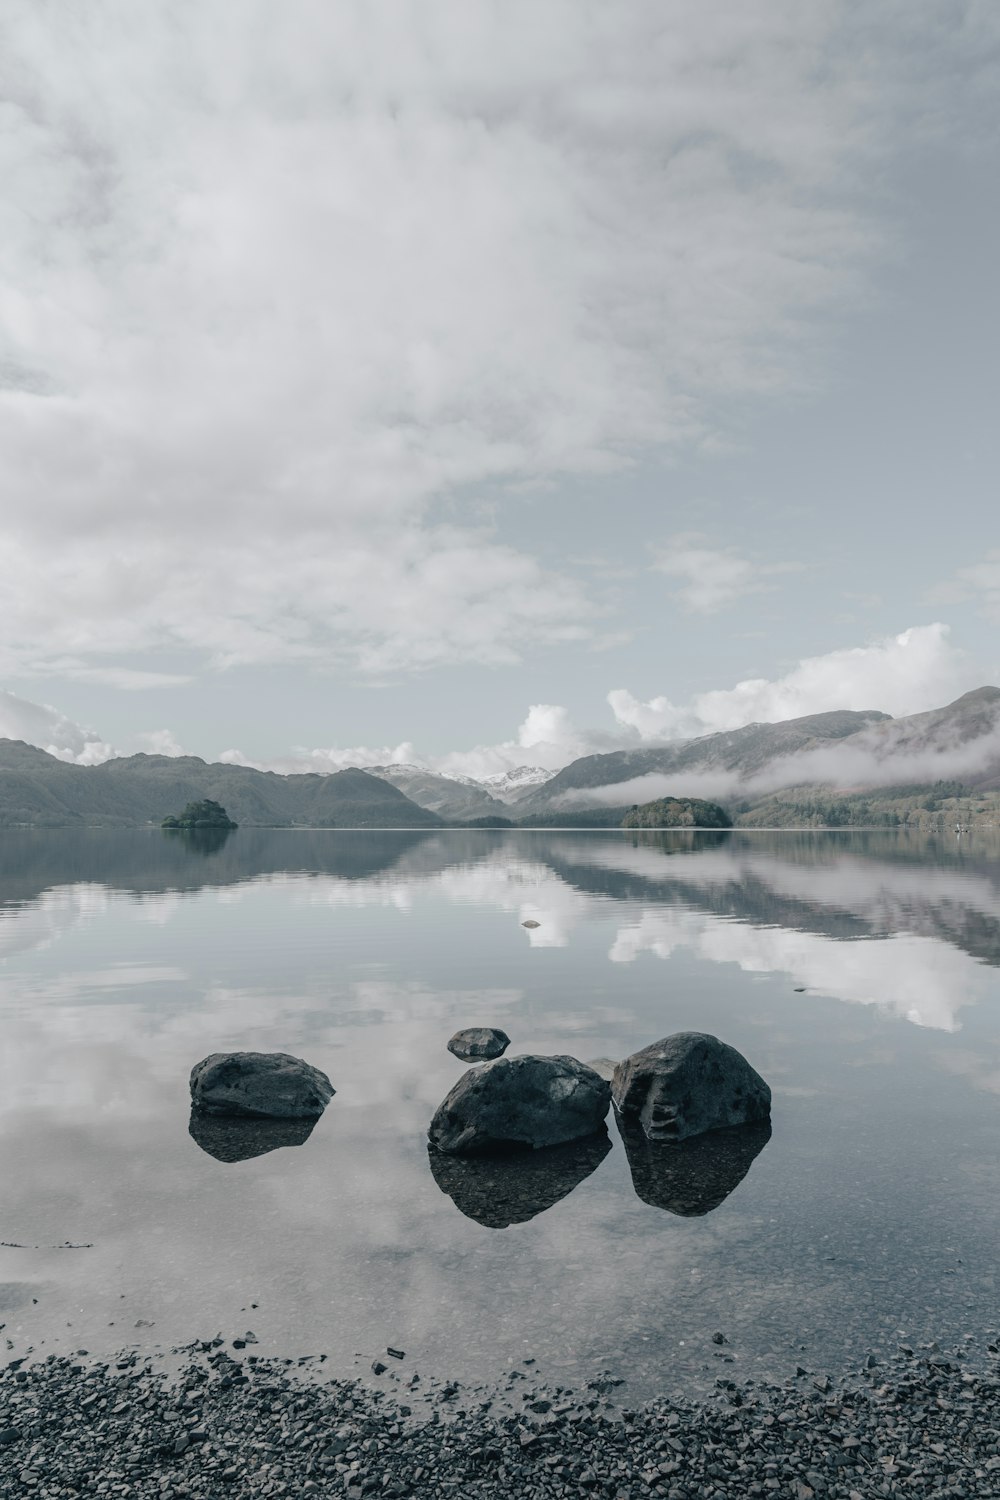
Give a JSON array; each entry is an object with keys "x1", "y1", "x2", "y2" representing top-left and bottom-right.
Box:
[
  {"x1": 0, "y1": 742, "x2": 444, "y2": 828},
  {"x1": 514, "y1": 708, "x2": 890, "y2": 815},
  {"x1": 512, "y1": 690, "x2": 1000, "y2": 820},
  {"x1": 368, "y1": 764, "x2": 505, "y2": 821}
]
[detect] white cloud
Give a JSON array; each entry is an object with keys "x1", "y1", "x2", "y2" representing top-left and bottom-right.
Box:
[
  {"x1": 1, "y1": 2, "x2": 985, "y2": 678},
  {"x1": 0, "y1": 687, "x2": 116, "y2": 764},
  {"x1": 135, "y1": 729, "x2": 188, "y2": 758},
  {"x1": 609, "y1": 623, "x2": 975, "y2": 741},
  {"x1": 219, "y1": 741, "x2": 420, "y2": 774},
  {"x1": 652, "y1": 539, "x2": 799, "y2": 614}
]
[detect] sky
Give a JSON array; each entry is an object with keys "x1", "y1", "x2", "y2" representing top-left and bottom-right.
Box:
[{"x1": 1, "y1": 1, "x2": 998, "y2": 779}]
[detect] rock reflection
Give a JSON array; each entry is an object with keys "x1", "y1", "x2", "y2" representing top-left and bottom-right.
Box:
[
  {"x1": 188, "y1": 1109, "x2": 318, "y2": 1162},
  {"x1": 618, "y1": 1115, "x2": 771, "y2": 1216},
  {"x1": 428, "y1": 1129, "x2": 612, "y2": 1228}
]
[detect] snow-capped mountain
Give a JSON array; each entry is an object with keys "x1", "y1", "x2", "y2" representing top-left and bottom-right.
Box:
[{"x1": 479, "y1": 766, "x2": 557, "y2": 803}]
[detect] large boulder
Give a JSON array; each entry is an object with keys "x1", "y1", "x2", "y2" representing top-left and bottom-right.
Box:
[
  {"x1": 428, "y1": 1130, "x2": 611, "y2": 1227},
  {"x1": 447, "y1": 1026, "x2": 511, "y2": 1062},
  {"x1": 429, "y1": 1054, "x2": 611, "y2": 1155},
  {"x1": 612, "y1": 1032, "x2": 770, "y2": 1143},
  {"x1": 619, "y1": 1116, "x2": 771, "y2": 1216},
  {"x1": 190, "y1": 1052, "x2": 334, "y2": 1120}
]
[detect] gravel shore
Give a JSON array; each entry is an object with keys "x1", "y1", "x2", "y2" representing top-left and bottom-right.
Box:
[{"x1": 3, "y1": 1338, "x2": 1000, "y2": 1499}]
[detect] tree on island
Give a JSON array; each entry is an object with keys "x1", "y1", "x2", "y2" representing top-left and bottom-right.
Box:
[
  {"x1": 621, "y1": 796, "x2": 731, "y2": 829},
  {"x1": 161, "y1": 799, "x2": 238, "y2": 829}
]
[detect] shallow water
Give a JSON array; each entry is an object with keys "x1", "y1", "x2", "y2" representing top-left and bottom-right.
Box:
[{"x1": 1, "y1": 826, "x2": 999, "y2": 1402}]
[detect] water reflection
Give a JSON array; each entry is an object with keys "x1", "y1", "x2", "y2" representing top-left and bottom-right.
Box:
[
  {"x1": 2, "y1": 828, "x2": 1000, "y2": 1400},
  {"x1": 188, "y1": 1109, "x2": 319, "y2": 1162},
  {"x1": 428, "y1": 1129, "x2": 612, "y2": 1227},
  {"x1": 618, "y1": 1116, "x2": 772, "y2": 1217},
  {"x1": 163, "y1": 825, "x2": 235, "y2": 857}
]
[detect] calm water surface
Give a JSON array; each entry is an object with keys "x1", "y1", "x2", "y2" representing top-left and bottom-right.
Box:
[{"x1": 1, "y1": 827, "x2": 999, "y2": 1401}]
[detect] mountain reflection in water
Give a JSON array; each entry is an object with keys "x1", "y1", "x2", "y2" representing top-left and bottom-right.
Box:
[{"x1": 3, "y1": 827, "x2": 1000, "y2": 1401}]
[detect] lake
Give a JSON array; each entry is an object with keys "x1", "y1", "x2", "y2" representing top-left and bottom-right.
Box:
[{"x1": 1, "y1": 827, "x2": 999, "y2": 1403}]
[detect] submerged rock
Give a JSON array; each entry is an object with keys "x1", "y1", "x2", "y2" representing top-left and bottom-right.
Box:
[
  {"x1": 429, "y1": 1054, "x2": 611, "y2": 1154},
  {"x1": 447, "y1": 1026, "x2": 511, "y2": 1062},
  {"x1": 190, "y1": 1052, "x2": 334, "y2": 1120},
  {"x1": 429, "y1": 1129, "x2": 612, "y2": 1227},
  {"x1": 613, "y1": 1032, "x2": 770, "y2": 1143},
  {"x1": 619, "y1": 1115, "x2": 771, "y2": 1216},
  {"x1": 188, "y1": 1110, "x2": 319, "y2": 1162}
]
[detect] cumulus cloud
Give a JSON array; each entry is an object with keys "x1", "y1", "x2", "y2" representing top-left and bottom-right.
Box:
[
  {"x1": 437, "y1": 704, "x2": 608, "y2": 781},
  {"x1": 609, "y1": 624, "x2": 974, "y2": 741},
  {"x1": 219, "y1": 741, "x2": 420, "y2": 774},
  {"x1": 652, "y1": 539, "x2": 800, "y2": 614},
  {"x1": 2, "y1": 2, "x2": 990, "y2": 679},
  {"x1": 0, "y1": 687, "x2": 116, "y2": 764},
  {"x1": 135, "y1": 729, "x2": 188, "y2": 758}
]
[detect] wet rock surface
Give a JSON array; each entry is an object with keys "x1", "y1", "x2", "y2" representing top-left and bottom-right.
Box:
[
  {"x1": 187, "y1": 1110, "x2": 319, "y2": 1162},
  {"x1": 428, "y1": 1129, "x2": 612, "y2": 1226},
  {"x1": 446, "y1": 1027, "x2": 511, "y2": 1062},
  {"x1": 429, "y1": 1054, "x2": 611, "y2": 1154},
  {"x1": 613, "y1": 1032, "x2": 771, "y2": 1143},
  {"x1": 3, "y1": 1338, "x2": 1000, "y2": 1498},
  {"x1": 189, "y1": 1052, "x2": 334, "y2": 1120},
  {"x1": 619, "y1": 1116, "x2": 772, "y2": 1216}
]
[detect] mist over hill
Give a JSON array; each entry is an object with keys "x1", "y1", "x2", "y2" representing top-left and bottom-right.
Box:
[
  {"x1": 513, "y1": 690, "x2": 1000, "y2": 818},
  {"x1": 3, "y1": 688, "x2": 1000, "y2": 830}
]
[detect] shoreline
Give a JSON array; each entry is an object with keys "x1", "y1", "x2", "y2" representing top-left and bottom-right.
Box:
[{"x1": 3, "y1": 1338, "x2": 999, "y2": 1498}]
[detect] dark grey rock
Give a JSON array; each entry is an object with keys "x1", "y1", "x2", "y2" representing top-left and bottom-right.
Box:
[
  {"x1": 189, "y1": 1052, "x2": 334, "y2": 1120},
  {"x1": 447, "y1": 1027, "x2": 511, "y2": 1062},
  {"x1": 188, "y1": 1109, "x2": 318, "y2": 1161},
  {"x1": 428, "y1": 1054, "x2": 611, "y2": 1155},
  {"x1": 619, "y1": 1115, "x2": 771, "y2": 1215},
  {"x1": 428, "y1": 1129, "x2": 611, "y2": 1226},
  {"x1": 612, "y1": 1031, "x2": 770, "y2": 1142}
]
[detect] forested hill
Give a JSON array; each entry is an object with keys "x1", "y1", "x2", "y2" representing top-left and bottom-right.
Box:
[{"x1": 0, "y1": 741, "x2": 444, "y2": 828}]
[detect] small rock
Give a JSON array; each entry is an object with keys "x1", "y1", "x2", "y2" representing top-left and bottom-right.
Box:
[
  {"x1": 371, "y1": 1360, "x2": 387, "y2": 1375},
  {"x1": 446, "y1": 1027, "x2": 511, "y2": 1063},
  {"x1": 522, "y1": 919, "x2": 541, "y2": 928}
]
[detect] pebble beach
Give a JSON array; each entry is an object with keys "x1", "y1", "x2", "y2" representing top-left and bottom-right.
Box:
[{"x1": 3, "y1": 1337, "x2": 1000, "y2": 1499}]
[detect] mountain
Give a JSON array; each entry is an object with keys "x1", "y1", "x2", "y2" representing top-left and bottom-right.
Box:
[
  {"x1": 0, "y1": 743, "x2": 444, "y2": 828},
  {"x1": 367, "y1": 763, "x2": 505, "y2": 821},
  {"x1": 514, "y1": 708, "x2": 890, "y2": 815},
  {"x1": 479, "y1": 766, "x2": 557, "y2": 802},
  {"x1": 819, "y1": 687, "x2": 1000, "y2": 791},
  {"x1": 515, "y1": 689, "x2": 1000, "y2": 825}
]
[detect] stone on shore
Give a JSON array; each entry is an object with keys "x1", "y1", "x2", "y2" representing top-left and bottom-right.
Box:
[
  {"x1": 447, "y1": 1026, "x2": 511, "y2": 1062},
  {"x1": 189, "y1": 1051, "x2": 334, "y2": 1119},
  {"x1": 429, "y1": 1054, "x2": 611, "y2": 1154},
  {"x1": 612, "y1": 1031, "x2": 770, "y2": 1142}
]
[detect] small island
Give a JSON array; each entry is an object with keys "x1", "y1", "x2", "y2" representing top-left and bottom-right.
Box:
[
  {"x1": 621, "y1": 796, "x2": 731, "y2": 829},
  {"x1": 161, "y1": 798, "x2": 238, "y2": 830}
]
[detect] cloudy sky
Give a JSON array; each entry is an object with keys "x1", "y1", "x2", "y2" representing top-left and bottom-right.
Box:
[{"x1": 1, "y1": 1, "x2": 998, "y2": 776}]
